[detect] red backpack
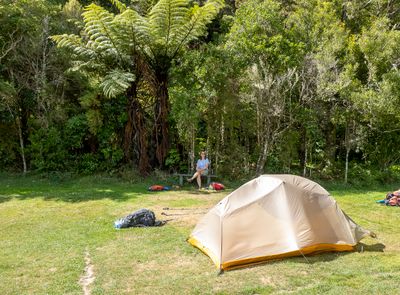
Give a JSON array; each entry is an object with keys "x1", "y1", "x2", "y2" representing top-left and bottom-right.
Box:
[
  {"x1": 389, "y1": 196, "x2": 400, "y2": 206},
  {"x1": 211, "y1": 182, "x2": 225, "y2": 190},
  {"x1": 148, "y1": 185, "x2": 164, "y2": 191}
]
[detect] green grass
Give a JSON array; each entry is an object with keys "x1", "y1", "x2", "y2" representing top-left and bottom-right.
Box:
[{"x1": 0, "y1": 173, "x2": 399, "y2": 294}]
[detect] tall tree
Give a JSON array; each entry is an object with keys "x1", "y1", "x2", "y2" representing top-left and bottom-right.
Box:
[
  {"x1": 0, "y1": 0, "x2": 65, "y2": 172},
  {"x1": 53, "y1": 0, "x2": 224, "y2": 173},
  {"x1": 227, "y1": 0, "x2": 302, "y2": 176}
]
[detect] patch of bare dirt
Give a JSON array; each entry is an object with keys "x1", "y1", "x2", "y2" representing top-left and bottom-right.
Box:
[{"x1": 79, "y1": 248, "x2": 95, "y2": 295}]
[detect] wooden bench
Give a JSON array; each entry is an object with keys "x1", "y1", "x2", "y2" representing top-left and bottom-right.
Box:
[{"x1": 174, "y1": 173, "x2": 218, "y2": 186}]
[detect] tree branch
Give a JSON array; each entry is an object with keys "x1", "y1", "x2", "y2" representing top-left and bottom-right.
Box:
[{"x1": 0, "y1": 29, "x2": 23, "y2": 62}]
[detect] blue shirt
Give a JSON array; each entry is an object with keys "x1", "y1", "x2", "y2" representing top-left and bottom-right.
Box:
[{"x1": 197, "y1": 159, "x2": 209, "y2": 170}]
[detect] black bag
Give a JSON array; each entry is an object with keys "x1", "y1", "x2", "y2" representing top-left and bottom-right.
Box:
[{"x1": 114, "y1": 209, "x2": 165, "y2": 229}]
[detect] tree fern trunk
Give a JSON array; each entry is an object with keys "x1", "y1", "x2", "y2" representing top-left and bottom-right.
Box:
[
  {"x1": 124, "y1": 84, "x2": 150, "y2": 175},
  {"x1": 154, "y1": 72, "x2": 170, "y2": 168}
]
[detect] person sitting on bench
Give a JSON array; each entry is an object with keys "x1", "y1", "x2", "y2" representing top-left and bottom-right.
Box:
[{"x1": 187, "y1": 150, "x2": 209, "y2": 189}]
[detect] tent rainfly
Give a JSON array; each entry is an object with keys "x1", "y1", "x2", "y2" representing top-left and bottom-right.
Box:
[{"x1": 188, "y1": 174, "x2": 375, "y2": 271}]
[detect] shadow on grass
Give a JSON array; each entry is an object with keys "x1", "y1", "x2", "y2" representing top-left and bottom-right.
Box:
[
  {"x1": 223, "y1": 242, "x2": 387, "y2": 273},
  {"x1": 293, "y1": 242, "x2": 386, "y2": 264},
  {"x1": 0, "y1": 194, "x2": 12, "y2": 203},
  {"x1": 0, "y1": 174, "x2": 169, "y2": 203},
  {"x1": 356, "y1": 242, "x2": 386, "y2": 252}
]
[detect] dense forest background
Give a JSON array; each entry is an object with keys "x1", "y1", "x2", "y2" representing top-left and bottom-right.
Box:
[{"x1": 1, "y1": 0, "x2": 400, "y2": 184}]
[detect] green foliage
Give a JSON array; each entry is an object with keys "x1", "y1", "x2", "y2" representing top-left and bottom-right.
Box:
[
  {"x1": 29, "y1": 127, "x2": 68, "y2": 172},
  {"x1": 64, "y1": 114, "x2": 89, "y2": 150},
  {"x1": 147, "y1": 0, "x2": 225, "y2": 56},
  {"x1": 2, "y1": 0, "x2": 400, "y2": 184},
  {"x1": 86, "y1": 109, "x2": 104, "y2": 134},
  {"x1": 227, "y1": 0, "x2": 303, "y2": 69},
  {"x1": 274, "y1": 129, "x2": 301, "y2": 172},
  {"x1": 52, "y1": 0, "x2": 225, "y2": 93},
  {"x1": 75, "y1": 153, "x2": 101, "y2": 174},
  {"x1": 215, "y1": 145, "x2": 250, "y2": 180},
  {"x1": 51, "y1": 0, "x2": 225, "y2": 173},
  {"x1": 164, "y1": 148, "x2": 181, "y2": 171},
  {"x1": 344, "y1": 163, "x2": 400, "y2": 187},
  {"x1": 100, "y1": 70, "x2": 135, "y2": 98},
  {"x1": 101, "y1": 145, "x2": 124, "y2": 169},
  {"x1": 358, "y1": 17, "x2": 400, "y2": 83},
  {"x1": 0, "y1": 123, "x2": 19, "y2": 170},
  {"x1": 95, "y1": 95, "x2": 127, "y2": 171},
  {"x1": 52, "y1": 2, "x2": 138, "y2": 100}
]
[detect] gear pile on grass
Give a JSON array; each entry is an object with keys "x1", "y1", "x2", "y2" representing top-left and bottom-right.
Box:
[{"x1": 114, "y1": 209, "x2": 166, "y2": 229}]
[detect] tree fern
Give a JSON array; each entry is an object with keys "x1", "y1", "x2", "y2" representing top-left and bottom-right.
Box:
[
  {"x1": 116, "y1": 9, "x2": 151, "y2": 50},
  {"x1": 52, "y1": 0, "x2": 225, "y2": 93},
  {"x1": 82, "y1": 4, "x2": 126, "y2": 62},
  {"x1": 149, "y1": 0, "x2": 188, "y2": 45},
  {"x1": 67, "y1": 60, "x2": 106, "y2": 76},
  {"x1": 100, "y1": 70, "x2": 135, "y2": 98},
  {"x1": 52, "y1": 34, "x2": 95, "y2": 58},
  {"x1": 147, "y1": 0, "x2": 225, "y2": 58},
  {"x1": 177, "y1": 0, "x2": 224, "y2": 44},
  {"x1": 52, "y1": 0, "x2": 224, "y2": 170},
  {"x1": 106, "y1": 0, "x2": 127, "y2": 13}
]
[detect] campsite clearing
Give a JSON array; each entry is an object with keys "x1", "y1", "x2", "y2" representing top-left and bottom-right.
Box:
[{"x1": 0, "y1": 174, "x2": 399, "y2": 294}]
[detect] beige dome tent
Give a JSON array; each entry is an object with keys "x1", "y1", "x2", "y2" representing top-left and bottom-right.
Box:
[{"x1": 188, "y1": 174, "x2": 374, "y2": 271}]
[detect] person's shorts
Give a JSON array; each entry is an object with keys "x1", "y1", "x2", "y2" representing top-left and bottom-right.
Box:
[{"x1": 202, "y1": 169, "x2": 209, "y2": 176}]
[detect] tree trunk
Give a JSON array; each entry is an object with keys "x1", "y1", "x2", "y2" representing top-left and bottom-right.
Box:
[
  {"x1": 17, "y1": 116, "x2": 27, "y2": 174},
  {"x1": 323, "y1": 103, "x2": 337, "y2": 166},
  {"x1": 36, "y1": 16, "x2": 50, "y2": 128},
  {"x1": 299, "y1": 126, "x2": 307, "y2": 175},
  {"x1": 345, "y1": 148, "x2": 350, "y2": 184},
  {"x1": 189, "y1": 125, "x2": 195, "y2": 173},
  {"x1": 5, "y1": 104, "x2": 27, "y2": 174},
  {"x1": 153, "y1": 72, "x2": 170, "y2": 168},
  {"x1": 124, "y1": 84, "x2": 150, "y2": 175},
  {"x1": 256, "y1": 136, "x2": 269, "y2": 176},
  {"x1": 344, "y1": 119, "x2": 353, "y2": 184}
]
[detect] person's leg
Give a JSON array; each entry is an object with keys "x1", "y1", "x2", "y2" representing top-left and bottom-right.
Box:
[
  {"x1": 196, "y1": 172, "x2": 202, "y2": 189},
  {"x1": 187, "y1": 171, "x2": 199, "y2": 182}
]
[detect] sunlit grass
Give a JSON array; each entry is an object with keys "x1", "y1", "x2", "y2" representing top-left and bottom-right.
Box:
[{"x1": 0, "y1": 173, "x2": 399, "y2": 294}]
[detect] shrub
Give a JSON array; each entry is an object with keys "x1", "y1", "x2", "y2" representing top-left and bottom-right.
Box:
[{"x1": 29, "y1": 127, "x2": 68, "y2": 172}]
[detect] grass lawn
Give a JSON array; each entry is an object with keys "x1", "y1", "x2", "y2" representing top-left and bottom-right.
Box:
[{"x1": 1, "y1": 173, "x2": 399, "y2": 294}]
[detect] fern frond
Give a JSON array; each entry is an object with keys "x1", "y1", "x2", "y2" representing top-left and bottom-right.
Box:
[
  {"x1": 52, "y1": 34, "x2": 81, "y2": 48},
  {"x1": 67, "y1": 60, "x2": 107, "y2": 75},
  {"x1": 171, "y1": 0, "x2": 224, "y2": 54},
  {"x1": 107, "y1": 0, "x2": 127, "y2": 13},
  {"x1": 83, "y1": 4, "x2": 114, "y2": 48},
  {"x1": 146, "y1": 0, "x2": 224, "y2": 57},
  {"x1": 149, "y1": 0, "x2": 189, "y2": 44},
  {"x1": 52, "y1": 34, "x2": 97, "y2": 58},
  {"x1": 115, "y1": 8, "x2": 151, "y2": 49},
  {"x1": 100, "y1": 70, "x2": 135, "y2": 98},
  {"x1": 82, "y1": 3, "x2": 130, "y2": 63}
]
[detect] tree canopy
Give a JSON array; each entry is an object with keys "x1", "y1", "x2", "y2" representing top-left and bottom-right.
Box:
[{"x1": 1, "y1": 0, "x2": 400, "y2": 184}]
